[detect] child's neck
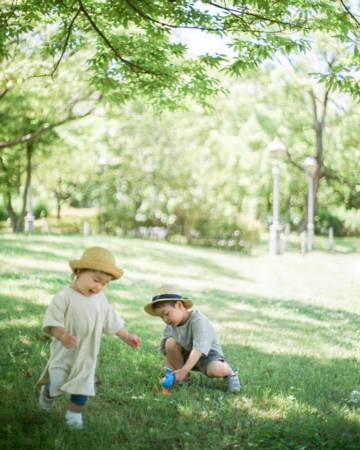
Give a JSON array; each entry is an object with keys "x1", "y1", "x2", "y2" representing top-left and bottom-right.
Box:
[{"x1": 178, "y1": 310, "x2": 192, "y2": 326}]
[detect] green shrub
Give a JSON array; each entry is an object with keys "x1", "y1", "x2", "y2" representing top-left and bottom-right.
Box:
[
  {"x1": 0, "y1": 205, "x2": 8, "y2": 221},
  {"x1": 315, "y1": 207, "x2": 360, "y2": 237},
  {"x1": 189, "y1": 213, "x2": 261, "y2": 252},
  {"x1": 335, "y1": 207, "x2": 360, "y2": 236},
  {"x1": 33, "y1": 201, "x2": 49, "y2": 219},
  {"x1": 315, "y1": 209, "x2": 345, "y2": 236}
]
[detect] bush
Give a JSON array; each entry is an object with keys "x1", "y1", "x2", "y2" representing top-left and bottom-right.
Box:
[
  {"x1": 0, "y1": 205, "x2": 8, "y2": 221},
  {"x1": 33, "y1": 201, "x2": 49, "y2": 219},
  {"x1": 315, "y1": 209, "x2": 345, "y2": 236},
  {"x1": 188, "y1": 213, "x2": 261, "y2": 252},
  {"x1": 335, "y1": 207, "x2": 360, "y2": 236},
  {"x1": 315, "y1": 207, "x2": 360, "y2": 237}
]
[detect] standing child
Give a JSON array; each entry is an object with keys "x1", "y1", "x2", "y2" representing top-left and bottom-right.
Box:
[
  {"x1": 144, "y1": 285, "x2": 240, "y2": 393},
  {"x1": 38, "y1": 247, "x2": 140, "y2": 429}
]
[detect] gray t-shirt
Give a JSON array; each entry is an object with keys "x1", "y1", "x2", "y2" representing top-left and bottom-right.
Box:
[{"x1": 160, "y1": 309, "x2": 223, "y2": 357}]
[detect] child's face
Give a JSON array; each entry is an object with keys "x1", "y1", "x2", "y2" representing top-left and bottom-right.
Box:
[
  {"x1": 73, "y1": 270, "x2": 112, "y2": 296},
  {"x1": 155, "y1": 302, "x2": 190, "y2": 326}
]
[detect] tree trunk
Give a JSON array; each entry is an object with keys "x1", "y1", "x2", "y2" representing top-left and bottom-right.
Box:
[
  {"x1": 15, "y1": 142, "x2": 34, "y2": 232},
  {"x1": 0, "y1": 156, "x2": 17, "y2": 232},
  {"x1": 56, "y1": 198, "x2": 61, "y2": 220},
  {"x1": 306, "y1": 85, "x2": 330, "y2": 225}
]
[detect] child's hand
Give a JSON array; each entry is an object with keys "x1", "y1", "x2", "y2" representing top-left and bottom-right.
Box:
[
  {"x1": 59, "y1": 333, "x2": 77, "y2": 349},
  {"x1": 125, "y1": 334, "x2": 141, "y2": 349},
  {"x1": 173, "y1": 368, "x2": 189, "y2": 383},
  {"x1": 117, "y1": 328, "x2": 141, "y2": 348}
]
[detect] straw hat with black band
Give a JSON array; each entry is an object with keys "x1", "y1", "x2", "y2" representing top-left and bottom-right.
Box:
[
  {"x1": 69, "y1": 247, "x2": 124, "y2": 280},
  {"x1": 144, "y1": 285, "x2": 193, "y2": 316}
]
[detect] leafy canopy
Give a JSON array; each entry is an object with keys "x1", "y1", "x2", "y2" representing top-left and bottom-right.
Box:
[{"x1": 1, "y1": 0, "x2": 359, "y2": 105}]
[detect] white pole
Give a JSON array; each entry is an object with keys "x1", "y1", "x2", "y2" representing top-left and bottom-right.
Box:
[
  {"x1": 307, "y1": 173, "x2": 314, "y2": 251},
  {"x1": 25, "y1": 188, "x2": 35, "y2": 232},
  {"x1": 270, "y1": 161, "x2": 282, "y2": 254},
  {"x1": 328, "y1": 226, "x2": 334, "y2": 251},
  {"x1": 83, "y1": 221, "x2": 90, "y2": 236}
]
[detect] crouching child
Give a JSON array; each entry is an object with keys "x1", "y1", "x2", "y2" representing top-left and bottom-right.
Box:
[{"x1": 144, "y1": 285, "x2": 240, "y2": 393}]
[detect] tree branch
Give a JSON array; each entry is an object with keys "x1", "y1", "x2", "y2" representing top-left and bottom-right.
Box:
[
  {"x1": 308, "y1": 88, "x2": 319, "y2": 125},
  {"x1": 0, "y1": 104, "x2": 97, "y2": 151},
  {"x1": 339, "y1": 0, "x2": 360, "y2": 27},
  {"x1": 321, "y1": 163, "x2": 359, "y2": 188},
  {"x1": 285, "y1": 150, "x2": 304, "y2": 172},
  {"x1": 51, "y1": 8, "x2": 81, "y2": 77},
  {"x1": 0, "y1": 87, "x2": 9, "y2": 101},
  {"x1": 207, "y1": 1, "x2": 306, "y2": 30},
  {"x1": 124, "y1": 0, "x2": 223, "y2": 32},
  {"x1": 320, "y1": 86, "x2": 331, "y2": 128},
  {"x1": 77, "y1": 0, "x2": 164, "y2": 77}
]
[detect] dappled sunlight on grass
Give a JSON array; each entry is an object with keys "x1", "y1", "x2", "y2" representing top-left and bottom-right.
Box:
[
  {"x1": 238, "y1": 395, "x2": 290, "y2": 420},
  {"x1": 1, "y1": 316, "x2": 41, "y2": 330},
  {"x1": 5, "y1": 254, "x2": 68, "y2": 275},
  {"x1": 1, "y1": 233, "x2": 360, "y2": 449}
]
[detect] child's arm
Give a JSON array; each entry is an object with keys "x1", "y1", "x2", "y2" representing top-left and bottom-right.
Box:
[
  {"x1": 116, "y1": 328, "x2": 141, "y2": 348},
  {"x1": 48, "y1": 326, "x2": 77, "y2": 349},
  {"x1": 174, "y1": 349, "x2": 202, "y2": 382}
]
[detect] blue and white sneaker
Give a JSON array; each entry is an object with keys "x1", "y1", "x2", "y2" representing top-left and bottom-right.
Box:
[
  {"x1": 226, "y1": 371, "x2": 241, "y2": 393},
  {"x1": 38, "y1": 385, "x2": 54, "y2": 411}
]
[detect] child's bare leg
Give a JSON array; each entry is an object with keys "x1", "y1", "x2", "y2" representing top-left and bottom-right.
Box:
[
  {"x1": 68, "y1": 401, "x2": 84, "y2": 413},
  {"x1": 206, "y1": 361, "x2": 233, "y2": 378},
  {"x1": 164, "y1": 337, "x2": 185, "y2": 370},
  {"x1": 65, "y1": 395, "x2": 87, "y2": 429}
]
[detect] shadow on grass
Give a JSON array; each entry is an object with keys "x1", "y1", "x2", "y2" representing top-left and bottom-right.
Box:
[
  {"x1": 2, "y1": 340, "x2": 359, "y2": 450},
  {"x1": 0, "y1": 292, "x2": 46, "y2": 321},
  {"x1": 1, "y1": 338, "x2": 359, "y2": 448},
  {"x1": 1, "y1": 234, "x2": 360, "y2": 448}
]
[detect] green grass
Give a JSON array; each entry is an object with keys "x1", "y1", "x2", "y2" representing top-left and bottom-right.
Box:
[{"x1": 1, "y1": 232, "x2": 360, "y2": 450}]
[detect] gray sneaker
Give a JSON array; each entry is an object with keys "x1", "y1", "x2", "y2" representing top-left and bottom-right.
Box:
[
  {"x1": 226, "y1": 371, "x2": 241, "y2": 393},
  {"x1": 39, "y1": 385, "x2": 54, "y2": 411}
]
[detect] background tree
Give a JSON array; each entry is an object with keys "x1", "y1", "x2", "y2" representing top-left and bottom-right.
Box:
[{"x1": 0, "y1": 30, "x2": 99, "y2": 231}]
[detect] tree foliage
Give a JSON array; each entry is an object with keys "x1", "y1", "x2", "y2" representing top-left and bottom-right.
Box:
[
  {"x1": 0, "y1": 1, "x2": 359, "y2": 239},
  {"x1": 0, "y1": 32, "x2": 99, "y2": 231},
  {"x1": 1, "y1": 0, "x2": 359, "y2": 106}
]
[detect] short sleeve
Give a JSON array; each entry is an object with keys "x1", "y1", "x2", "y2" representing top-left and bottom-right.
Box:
[
  {"x1": 160, "y1": 325, "x2": 173, "y2": 354},
  {"x1": 102, "y1": 301, "x2": 124, "y2": 335},
  {"x1": 192, "y1": 316, "x2": 214, "y2": 356},
  {"x1": 42, "y1": 291, "x2": 69, "y2": 336}
]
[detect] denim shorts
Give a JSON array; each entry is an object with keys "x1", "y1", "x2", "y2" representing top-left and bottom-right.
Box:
[{"x1": 183, "y1": 348, "x2": 225, "y2": 375}]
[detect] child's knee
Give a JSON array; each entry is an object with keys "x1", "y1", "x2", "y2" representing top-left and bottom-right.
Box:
[
  {"x1": 165, "y1": 337, "x2": 181, "y2": 353},
  {"x1": 206, "y1": 361, "x2": 231, "y2": 378}
]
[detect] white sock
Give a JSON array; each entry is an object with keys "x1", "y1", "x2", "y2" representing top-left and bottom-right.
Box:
[{"x1": 65, "y1": 410, "x2": 83, "y2": 429}]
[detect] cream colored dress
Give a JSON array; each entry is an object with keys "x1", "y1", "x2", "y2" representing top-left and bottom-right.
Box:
[{"x1": 38, "y1": 286, "x2": 124, "y2": 397}]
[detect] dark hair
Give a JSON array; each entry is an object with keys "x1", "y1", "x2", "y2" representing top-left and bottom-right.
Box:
[{"x1": 153, "y1": 300, "x2": 177, "y2": 310}]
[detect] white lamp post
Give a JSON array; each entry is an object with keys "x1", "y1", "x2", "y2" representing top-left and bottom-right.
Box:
[
  {"x1": 267, "y1": 139, "x2": 287, "y2": 255},
  {"x1": 304, "y1": 156, "x2": 318, "y2": 252},
  {"x1": 24, "y1": 187, "x2": 35, "y2": 232}
]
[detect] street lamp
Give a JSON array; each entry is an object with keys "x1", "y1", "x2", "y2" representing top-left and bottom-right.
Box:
[
  {"x1": 267, "y1": 138, "x2": 287, "y2": 255},
  {"x1": 24, "y1": 187, "x2": 35, "y2": 232},
  {"x1": 303, "y1": 156, "x2": 318, "y2": 252}
]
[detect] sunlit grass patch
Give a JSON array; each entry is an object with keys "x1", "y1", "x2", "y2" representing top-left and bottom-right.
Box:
[{"x1": 1, "y1": 232, "x2": 360, "y2": 449}]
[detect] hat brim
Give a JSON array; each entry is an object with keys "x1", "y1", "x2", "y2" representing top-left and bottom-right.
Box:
[
  {"x1": 69, "y1": 260, "x2": 124, "y2": 280},
  {"x1": 144, "y1": 298, "x2": 193, "y2": 316}
]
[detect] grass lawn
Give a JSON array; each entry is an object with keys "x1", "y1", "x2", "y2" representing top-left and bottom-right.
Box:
[{"x1": 1, "y1": 232, "x2": 360, "y2": 450}]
